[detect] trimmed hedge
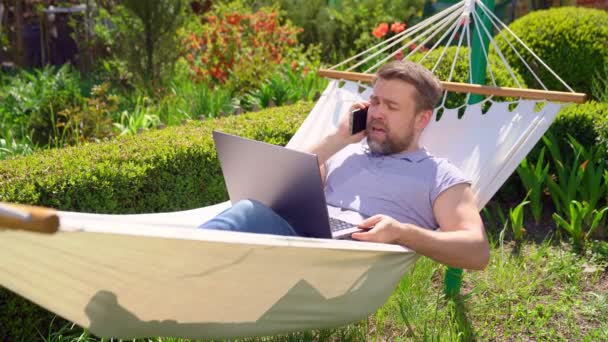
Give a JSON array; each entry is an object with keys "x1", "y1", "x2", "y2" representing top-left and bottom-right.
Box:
[
  {"x1": 495, "y1": 7, "x2": 608, "y2": 97},
  {"x1": 0, "y1": 102, "x2": 313, "y2": 213},
  {"x1": 549, "y1": 101, "x2": 608, "y2": 152},
  {"x1": 519, "y1": 101, "x2": 608, "y2": 168}
]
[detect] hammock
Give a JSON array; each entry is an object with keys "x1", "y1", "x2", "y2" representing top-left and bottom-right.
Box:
[{"x1": 0, "y1": 0, "x2": 586, "y2": 339}]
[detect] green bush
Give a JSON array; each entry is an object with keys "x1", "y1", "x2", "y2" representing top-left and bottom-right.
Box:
[
  {"x1": 412, "y1": 46, "x2": 525, "y2": 109},
  {"x1": 0, "y1": 102, "x2": 313, "y2": 212},
  {"x1": 0, "y1": 286, "x2": 70, "y2": 341},
  {"x1": 0, "y1": 65, "x2": 84, "y2": 145},
  {"x1": 95, "y1": 0, "x2": 189, "y2": 90},
  {"x1": 522, "y1": 101, "x2": 608, "y2": 169},
  {"x1": 549, "y1": 102, "x2": 608, "y2": 152},
  {"x1": 248, "y1": 0, "x2": 424, "y2": 63},
  {"x1": 494, "y1": 7, "x2": 608, "y2": 98}
]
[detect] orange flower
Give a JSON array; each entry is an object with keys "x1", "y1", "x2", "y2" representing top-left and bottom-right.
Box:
[
  {"x1": 372, "y1": 23, "x2": 389, "y2": 39},
  {"x1": 291, "y1": 61, "x2": 299, "y2": 71},
  {"x1": 302, "y1": 65, "x2": 310, "y2": 76},
  {"x1": 391, "y1": 22, "x2": 406, "y2": 34}
]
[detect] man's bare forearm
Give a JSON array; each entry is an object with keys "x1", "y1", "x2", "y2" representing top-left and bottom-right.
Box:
[{"x1": 397, "y1": 224, "x2": 490, "y2": 270}]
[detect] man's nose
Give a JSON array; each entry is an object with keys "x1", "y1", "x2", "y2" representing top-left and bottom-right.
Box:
[{"x1": 369, "y1": 107, "x2": 385, "y2": 121}]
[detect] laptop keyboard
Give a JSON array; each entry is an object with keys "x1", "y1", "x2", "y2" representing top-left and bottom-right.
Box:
[{"x1": 329, "y1": 217, "x2": 357, "y2": 232}]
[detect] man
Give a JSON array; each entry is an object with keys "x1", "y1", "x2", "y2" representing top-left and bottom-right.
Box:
[{"x1": 201, "y1": 60, "x2": 489, "y2": 271}]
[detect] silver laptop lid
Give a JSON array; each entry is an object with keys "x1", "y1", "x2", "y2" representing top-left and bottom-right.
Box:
[{"x1": 212, "y1": 131, "x2": 333, "y2": 238}]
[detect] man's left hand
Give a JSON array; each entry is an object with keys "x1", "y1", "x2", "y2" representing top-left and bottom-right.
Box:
[{"x1": 351, "y1": 214, "x2": 406, "y2": 244}]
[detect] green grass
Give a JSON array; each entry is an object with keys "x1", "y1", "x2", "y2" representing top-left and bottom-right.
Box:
[{"x1": 7, "y1": 238, "x2": 606, "y2": 342}]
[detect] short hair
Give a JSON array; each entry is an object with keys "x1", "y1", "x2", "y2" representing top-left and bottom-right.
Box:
[{"x1": 373, "y1": 60, "x2": 442, "y2": 112}]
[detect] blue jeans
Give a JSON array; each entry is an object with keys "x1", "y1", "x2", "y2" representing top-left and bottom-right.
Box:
[{"x1": 199, "y1": 199, "x2": 299, "y2": 236}]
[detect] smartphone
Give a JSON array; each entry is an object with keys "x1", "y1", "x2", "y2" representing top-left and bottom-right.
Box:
[{"x1": 350, "y1": 107, "x2": 368, "y2": 135}]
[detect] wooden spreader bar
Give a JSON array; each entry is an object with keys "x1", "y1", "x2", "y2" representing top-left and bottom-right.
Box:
[
  {"x1": 0, "y1": 203, "x2": 59, "y2": 234},
  {"x1": 318, "y1": 69, "x2": 587, "y2": 104}
]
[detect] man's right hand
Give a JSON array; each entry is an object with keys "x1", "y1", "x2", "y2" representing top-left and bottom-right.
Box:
[{"x1": 330, "y1": 102, "x2": 369, "y2": 146}]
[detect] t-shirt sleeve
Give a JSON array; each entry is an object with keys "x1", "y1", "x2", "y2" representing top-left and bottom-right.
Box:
[{"x1": 430, "y1": 159, "x2": 472, "y2": 205}]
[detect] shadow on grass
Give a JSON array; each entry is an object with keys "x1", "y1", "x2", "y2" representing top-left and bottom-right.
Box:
[{"x1": 449, "y1": 296, "x2": 476, "y2": 341}]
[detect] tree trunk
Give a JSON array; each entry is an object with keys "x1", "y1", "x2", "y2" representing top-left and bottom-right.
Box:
[
  {"x1": 14, "y1": 0, "x2": 23, "y2": 66},
  {"x1": 144, "y1": 21, "x2": 154, "y2": 88}
]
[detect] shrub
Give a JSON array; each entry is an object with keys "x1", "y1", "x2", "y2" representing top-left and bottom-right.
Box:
[
  {"x1": 242, "y1": 64, "x2": 328, "y2": 110},
  {"x1": 549, "y1": 102, "x2": 608, "y2": 151},
  {"x1": 249, "y1": 0, "x2": 424, "y2": 63},
  {"x1": 95, "y1": 0, "x2": 189, "y2": 90},
  {"x1": 181, "y1": 1, "x2": 316, "y2": 93},
  {"x1": 0, "y1": 102, "x2": 313, "y2": 212},
  {"x1": 0, "y1": 65, "x2": 84, "y2": 146},
  {"x1": 0, "y1": 287, "x2": 67, "y2": 342},
  {"x1": 520, "y1": 101, "x2": 608, "y2": 172},
  {"x1": 494, "y1": 7, "x2": 608, "y2": 98},
  {"x1": 591, "y1": 63, "x2": 608, "y2": 103},
  {"x1": 56, "y1": 82, "x2": 118, "y2": 144},
  {"x1": 412, "y1": 46, "x2": 525, "y2": 109}
]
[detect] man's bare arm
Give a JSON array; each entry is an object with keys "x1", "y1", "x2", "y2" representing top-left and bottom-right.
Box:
[
  {"x1": 352, "y1": 184, "x2": 489, "y2": 270},
  {"x1": 402, "y1": 184, "x2": 489, "y2": 270}
]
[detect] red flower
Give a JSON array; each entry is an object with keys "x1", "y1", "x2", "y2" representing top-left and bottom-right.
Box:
[
  {"x1": 394, "y1": 50, "x2": 404, "y2": 61},
  {"x1": 409, "y1": 43, "x2": 417, "y2": 51},
  {"x1": 227, "y1": 13, "x2": 241, "y2": 25},
  {"x1": 390, "y1": 22, "x2": 406, "y2": 34},
  {"x1": 372, "y1": 23, "x2": 389, "y2": 39}
]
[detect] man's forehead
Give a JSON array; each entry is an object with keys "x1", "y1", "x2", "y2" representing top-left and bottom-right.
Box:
[
  {"x1": 371, "y1": 79, "x2": 416, "y2": 105},
  {"x1": 370, "y1": 94, "x2": 400, "y2": 105}
]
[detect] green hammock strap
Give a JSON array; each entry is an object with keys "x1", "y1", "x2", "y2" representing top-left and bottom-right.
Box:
[{"x1": 444, "y1": 266, "x2": 463, "y2": 298}]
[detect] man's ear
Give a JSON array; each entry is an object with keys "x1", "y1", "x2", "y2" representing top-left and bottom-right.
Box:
[{"x1": 416, "y1": 110, "x2": 433, "y2": 130}]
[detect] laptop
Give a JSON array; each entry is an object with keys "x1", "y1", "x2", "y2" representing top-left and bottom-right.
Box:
[{"x1": 212, "y1": 130, "x2": 364, "y2": 239}]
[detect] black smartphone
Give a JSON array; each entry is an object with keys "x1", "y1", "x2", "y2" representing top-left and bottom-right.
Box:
[{"x1": 350, "y1": 107, "x2": 368, "y2": 135}]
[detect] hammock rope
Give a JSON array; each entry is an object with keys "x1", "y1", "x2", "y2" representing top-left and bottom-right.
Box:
[{"x1": 323, "y1": 0, "x2": 584, "y2": 103}]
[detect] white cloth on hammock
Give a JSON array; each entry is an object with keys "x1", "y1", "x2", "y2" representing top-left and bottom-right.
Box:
[{"x1": 0, "y1": 79, "x2": 561, "y2": 339}]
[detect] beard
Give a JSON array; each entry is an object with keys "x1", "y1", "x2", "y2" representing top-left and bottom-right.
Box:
[{"x1": 366, "y1": 119, "x2": 415, "y2": 155}]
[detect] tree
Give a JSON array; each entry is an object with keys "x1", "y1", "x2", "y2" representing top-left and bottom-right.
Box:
[{"x1": 110, "y1": 0, "x2": 187, "y2": 91}]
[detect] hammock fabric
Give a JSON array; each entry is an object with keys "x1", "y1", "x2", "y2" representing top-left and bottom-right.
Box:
[{"x1": 0, "y1": 0, "x2": 582, "y2": 338}]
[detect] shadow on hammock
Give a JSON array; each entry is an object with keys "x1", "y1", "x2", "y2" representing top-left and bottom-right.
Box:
[{"x1": 84, "y1": 258, "x2": 397, "y2": 340}]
